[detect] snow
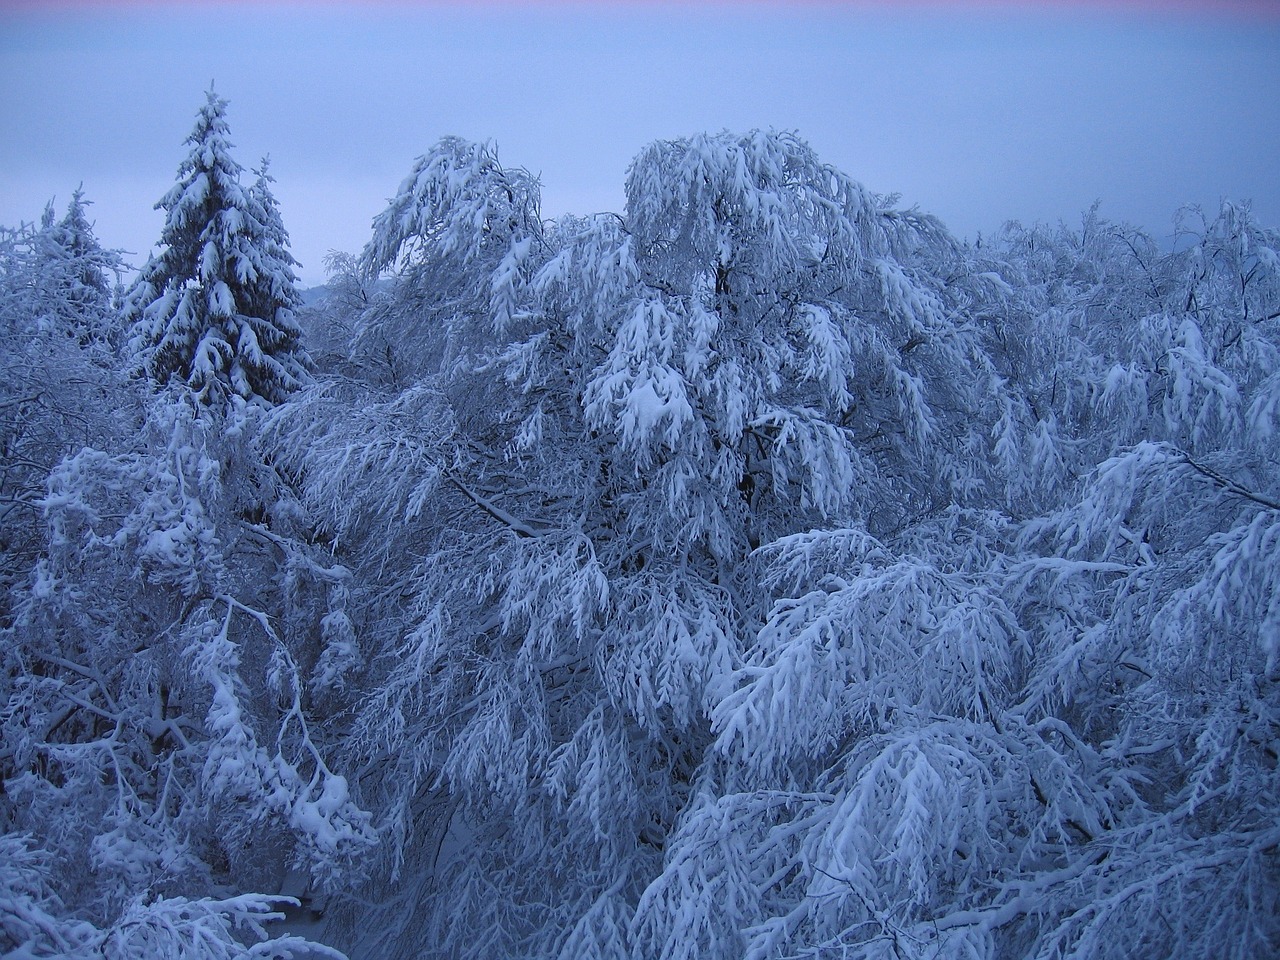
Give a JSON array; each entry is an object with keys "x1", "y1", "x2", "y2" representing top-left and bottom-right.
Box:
[{"x1": 5, "y1": 127, "x2": 1279, "y2": 960}]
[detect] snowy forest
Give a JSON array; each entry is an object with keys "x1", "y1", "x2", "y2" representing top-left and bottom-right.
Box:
[{"x1": 2, "y1": 90, "x2": 1278, "y2": 960}]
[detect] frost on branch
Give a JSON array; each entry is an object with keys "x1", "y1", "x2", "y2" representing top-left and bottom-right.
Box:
[
  {"x1": 0, "y1": 834, "x2": 347, "y2": 959},
  {"x1": 714, "y1": 521, "x2": 1023, "y2": 775},
  {"x1": 7, "y1": 378, "x2": 375, "y2": 948}
]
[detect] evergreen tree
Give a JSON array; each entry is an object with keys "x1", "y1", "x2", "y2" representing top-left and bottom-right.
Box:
[
  {"x1": 44, "y1": 189, "x2": 119, "y2": 345},
  {"x1": 0, "y1": 195, "x2": 130, "y2": 626},
  {"x1": 245, "y1": 156, "x2": 307, "y2": 346},
  {"x1": 125, "y1": 89, "x2": 311, "y2": 406},
  {"x1": 3, "y1": 190, "x2": 122, "y2": 347},
  {"x1": 6, "y1": 119, "x2": 1277, "y2": 960}
]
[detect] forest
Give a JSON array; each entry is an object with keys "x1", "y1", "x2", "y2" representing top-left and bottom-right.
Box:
[{"x1": 1, "y1": 90, "x2": 1277, "y2": 960}]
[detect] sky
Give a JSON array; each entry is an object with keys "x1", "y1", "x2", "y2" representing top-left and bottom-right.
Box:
[{"x1": 2, "y1": 0, "x2": 1278, "y2": 286}]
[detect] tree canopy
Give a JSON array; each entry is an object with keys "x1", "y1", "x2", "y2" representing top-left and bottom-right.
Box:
[{"x1": 2, "y1": 122, "x2": 1276, "y2": 960}]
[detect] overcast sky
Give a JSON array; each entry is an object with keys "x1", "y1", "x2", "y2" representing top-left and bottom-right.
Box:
[{"x1": 2, "y1": 0, "x2": 1278, "y2": 286}]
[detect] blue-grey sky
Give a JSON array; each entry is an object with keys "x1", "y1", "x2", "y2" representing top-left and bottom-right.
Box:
[{"x1": 2, "y1": 1, "x2": 1278, "y2": 285}]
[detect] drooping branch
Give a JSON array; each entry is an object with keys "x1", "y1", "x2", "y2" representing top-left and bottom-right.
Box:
[
  {"x1": 442, "y1": 468, "x2": 554, "y2": 539},
  {"x1": 1180, "y1": 452, "x2": 1280, "y2": 512}
]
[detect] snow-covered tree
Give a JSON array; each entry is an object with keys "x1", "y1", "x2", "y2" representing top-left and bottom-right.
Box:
[
  {"x1": 1, "y1": 190, "x2": 122, "y2": 347},
  {"x1": 7, "y1": 117, "x2": 1277, "y2": 960},
  {"x1": 992, "y1": 201, "x2": 1280, "y2": 960},
  {"x1": 244, "y1": 156, "x2": 308, "y2": 361},
  {"x1": 36, "y1": 189, "x2": 124, "y2": 348},
  {"x1": 0, "y1": 829, "x2": 346, "y2": 960},
  {"x1": 3, "y1": 136, "x2": 357, "y2": 956},
  {"x1": 3, "y1": 383, "x2": 377, "y2": 955},
  {"x1": 125, "y1": 89, "x2": 311, "y2": 406},
  {"x1": 264, "y1": 130, "x2": 1014, "y2": 959},
  {"x1": 677, "y1": 201, "x2": 1280, "y2": 960},
  {"x1": 349, "y1": 135, "x2": 543, "y2": 388},
  {"x1": 294, "y1": 251, "x2": 373, "y2": 379},
  {"x1": 265, "y1": 134, "x2": 1278, "y2": 960},
  {"x1": 0, "y1": 196, "x2": 131, "y2": 626}
]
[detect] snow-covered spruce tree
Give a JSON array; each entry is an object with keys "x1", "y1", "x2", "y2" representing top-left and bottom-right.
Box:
[
  {"x1": 37, "y1": 189, "x2": 125, "y2": 348},
  {"x1": 264, "y1": 131, "x2": 1009, "y2": 959},
  {"x1": 245, "y1": 156, "x2": 307, "y2": 350},
  {"x1": 125, "y1": 89, "x2": 311, "y2": 406},
  {"x1": 0, "y1": 195, "x2": 131, "y2": 627},
  {"x1": 1, "y1": 190, "x2": 123, "y2": 349}
]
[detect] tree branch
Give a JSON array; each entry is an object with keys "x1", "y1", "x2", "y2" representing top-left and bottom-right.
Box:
[
  {"x1": 442, "y1": 468, "x2": 552, "y2": 538},
  {"x1": 1180, "y1": 453, "x2": 1280, "y2": 512}
]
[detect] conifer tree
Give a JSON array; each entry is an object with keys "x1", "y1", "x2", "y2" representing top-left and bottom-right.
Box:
[
  {"x1": 45, "y1": 189, "x2": 115, "y2": 337},
  {"x1": 0, "y1": 192, "x2": 130, "y2": 625},
  {"x1": 125, "y1": 89, "x2": 310, "y2": 406},
  {"x1": 245, "y1": 156, "x2": 306, "y2": 343},
  {"x1": 3, "y1": 190, "x2": 121, "y2": 346}
]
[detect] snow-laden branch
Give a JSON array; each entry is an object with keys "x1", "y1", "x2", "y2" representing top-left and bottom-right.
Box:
[
  {"x1": 1180, "y1": 451, "x2": 1280, "y2": 511},
  {"x1": 442, "y1": 468, "x2": 555, "y2": 539}
]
